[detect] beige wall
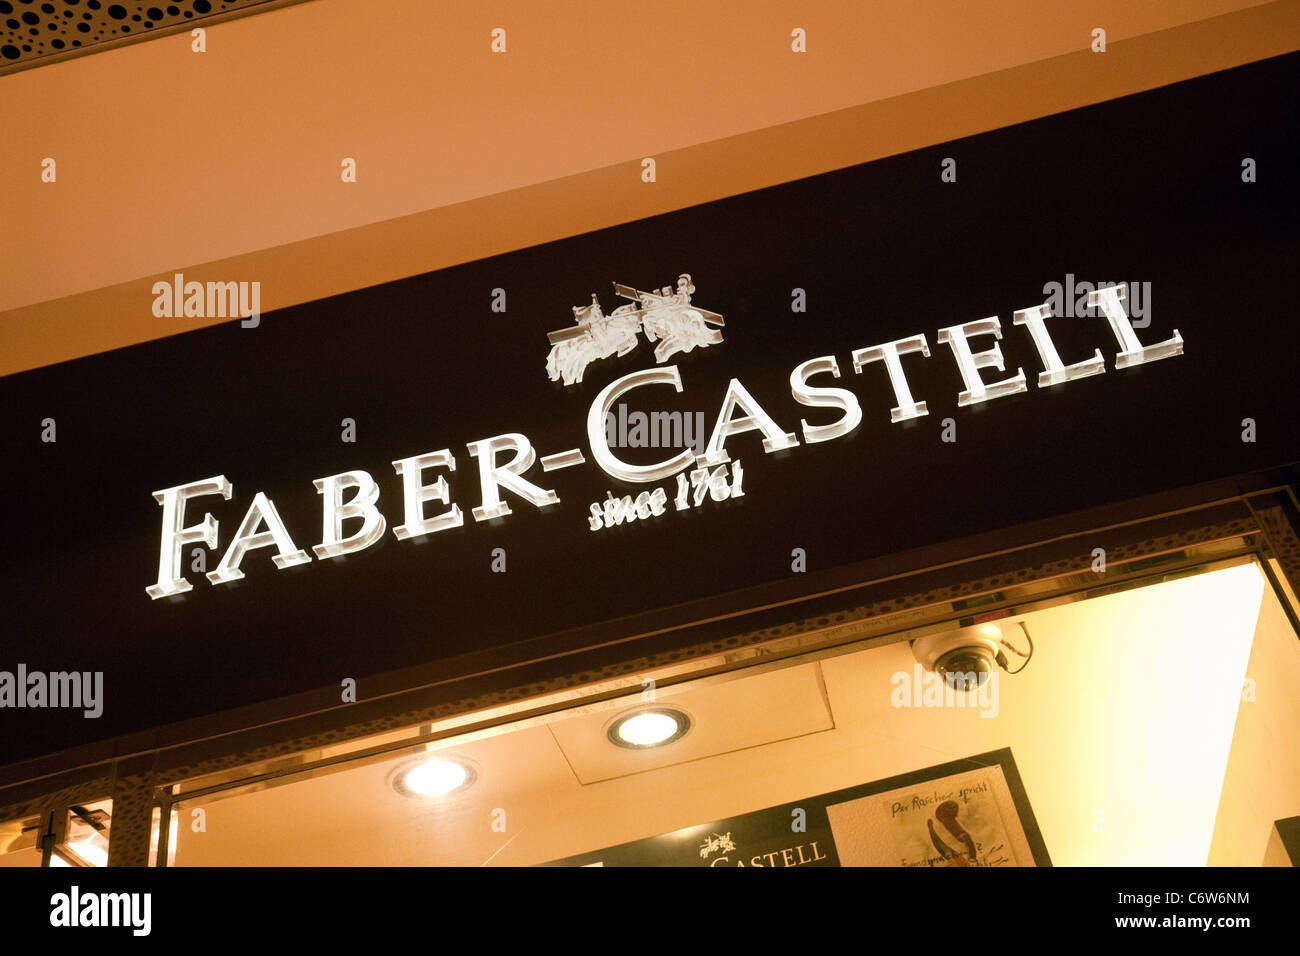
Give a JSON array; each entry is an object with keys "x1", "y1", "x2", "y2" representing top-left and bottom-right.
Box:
[
  {"x1": 1209, "y1": 577, "x2": 1300, "y2": 865},
  {"x1": 1, "y1": 0, "x2": 1297, "y2": 376}
]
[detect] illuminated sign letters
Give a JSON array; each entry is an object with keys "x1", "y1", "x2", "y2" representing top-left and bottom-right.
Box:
[{"x1": 147, "y1": 281, "x2": 1181, "y2": 599}]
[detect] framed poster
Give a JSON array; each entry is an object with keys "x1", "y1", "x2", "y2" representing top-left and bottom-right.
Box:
[
  {"x1": 546, "y1": 748, "x2": 1050, "y2": 867},
  {"x1": 825, "y1": 756, "x2": 1043, "y2": 867}
]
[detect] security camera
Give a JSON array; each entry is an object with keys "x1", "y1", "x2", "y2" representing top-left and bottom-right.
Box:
[{"x1": 911, "y1": 622, "x2": 1030, "y2": 691}]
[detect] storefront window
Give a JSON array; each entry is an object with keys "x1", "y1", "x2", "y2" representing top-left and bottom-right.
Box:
[
  {"x1": 0, "y1": 799, "x2": 112, "y2": 868},
  {"x1": 158, "y1": 558, "x2": 1298, "y2": 866}
]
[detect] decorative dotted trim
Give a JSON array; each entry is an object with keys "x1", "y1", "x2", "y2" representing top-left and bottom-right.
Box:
[
  {"x1": 104, "y1": 767, "x2": 154, "y2": 867},
  {"x1": 0, "y1": 0, "x2": 277, "y2": 70},
  {"x1": 1256, "y1": 503, "x2": 1300, "y2": 588}
]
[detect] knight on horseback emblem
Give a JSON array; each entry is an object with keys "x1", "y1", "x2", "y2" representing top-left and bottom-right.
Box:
[{"x1": 545, "y1": 274, "x2": 725, "y2": 386}]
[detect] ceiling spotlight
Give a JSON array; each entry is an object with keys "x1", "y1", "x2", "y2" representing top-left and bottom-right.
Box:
[
  {"x1": 389, "y1": 756, "x2": 477, "y2": 798},
  {"x1": 607, "y1": 707, "x2": 692, "y2": 749}
]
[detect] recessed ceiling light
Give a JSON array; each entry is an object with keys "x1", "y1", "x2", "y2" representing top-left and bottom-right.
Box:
[
  {"x1": 607, "y1": 707, "x2": 692, "y2": 749},
  {"x1": 389, "y1": 756, "x2": 477, "y2": 798}
]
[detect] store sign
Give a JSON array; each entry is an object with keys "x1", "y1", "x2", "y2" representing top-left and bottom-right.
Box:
[
  {"x1": 4, "y1": 54, "x2": 1290, "y2": 764},
  {"x1": 147, "y1": 281, "x2": 1182, "y2": 600}
]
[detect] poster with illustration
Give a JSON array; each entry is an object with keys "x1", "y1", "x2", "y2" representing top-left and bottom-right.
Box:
[
  {"x1": 826, "y1": 759, "x2": 1043, "y2": 867},
  {"x1": 880, "y1": 767, "x2": 1015, "y2": 866}
]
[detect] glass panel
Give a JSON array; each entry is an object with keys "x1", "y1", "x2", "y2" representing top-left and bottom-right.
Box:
[
  {"x1": 148, "y1": 805, "x2": 179, "y2": 868},
  {"x1": 53, "y1": 799, "x2": 112, "y2": 867},
  {"x1": 0, "y1": 816, "x2": 42, "y2": 868},
  {"x1": 166, "y1": 559, "x2": 1296, "y2": 866},
  {"x1": 0, "y1": 798, "x2": 113, "y2": 867}
]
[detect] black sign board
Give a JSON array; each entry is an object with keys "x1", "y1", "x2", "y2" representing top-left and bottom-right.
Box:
[{"x1": 1, "y1": 53, "x2": 1296, "y2": 764}]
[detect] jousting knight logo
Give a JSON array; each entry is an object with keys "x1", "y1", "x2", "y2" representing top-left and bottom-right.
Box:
[
  {"x1": 146, "y1": 277, "x2": 1182, "y2": 600},
  {"x1": 545, "y1": 274, "x2": 724, "y2": 385}
]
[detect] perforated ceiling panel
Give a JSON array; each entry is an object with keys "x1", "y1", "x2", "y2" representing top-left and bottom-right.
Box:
[{"x1": 0, "y1": 0, "x2": 304, "y2": 73}]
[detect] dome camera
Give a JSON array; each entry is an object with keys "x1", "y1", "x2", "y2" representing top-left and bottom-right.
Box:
[{"x1": 911, "y1": 622, "x2": 1015, "y2": 691}]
